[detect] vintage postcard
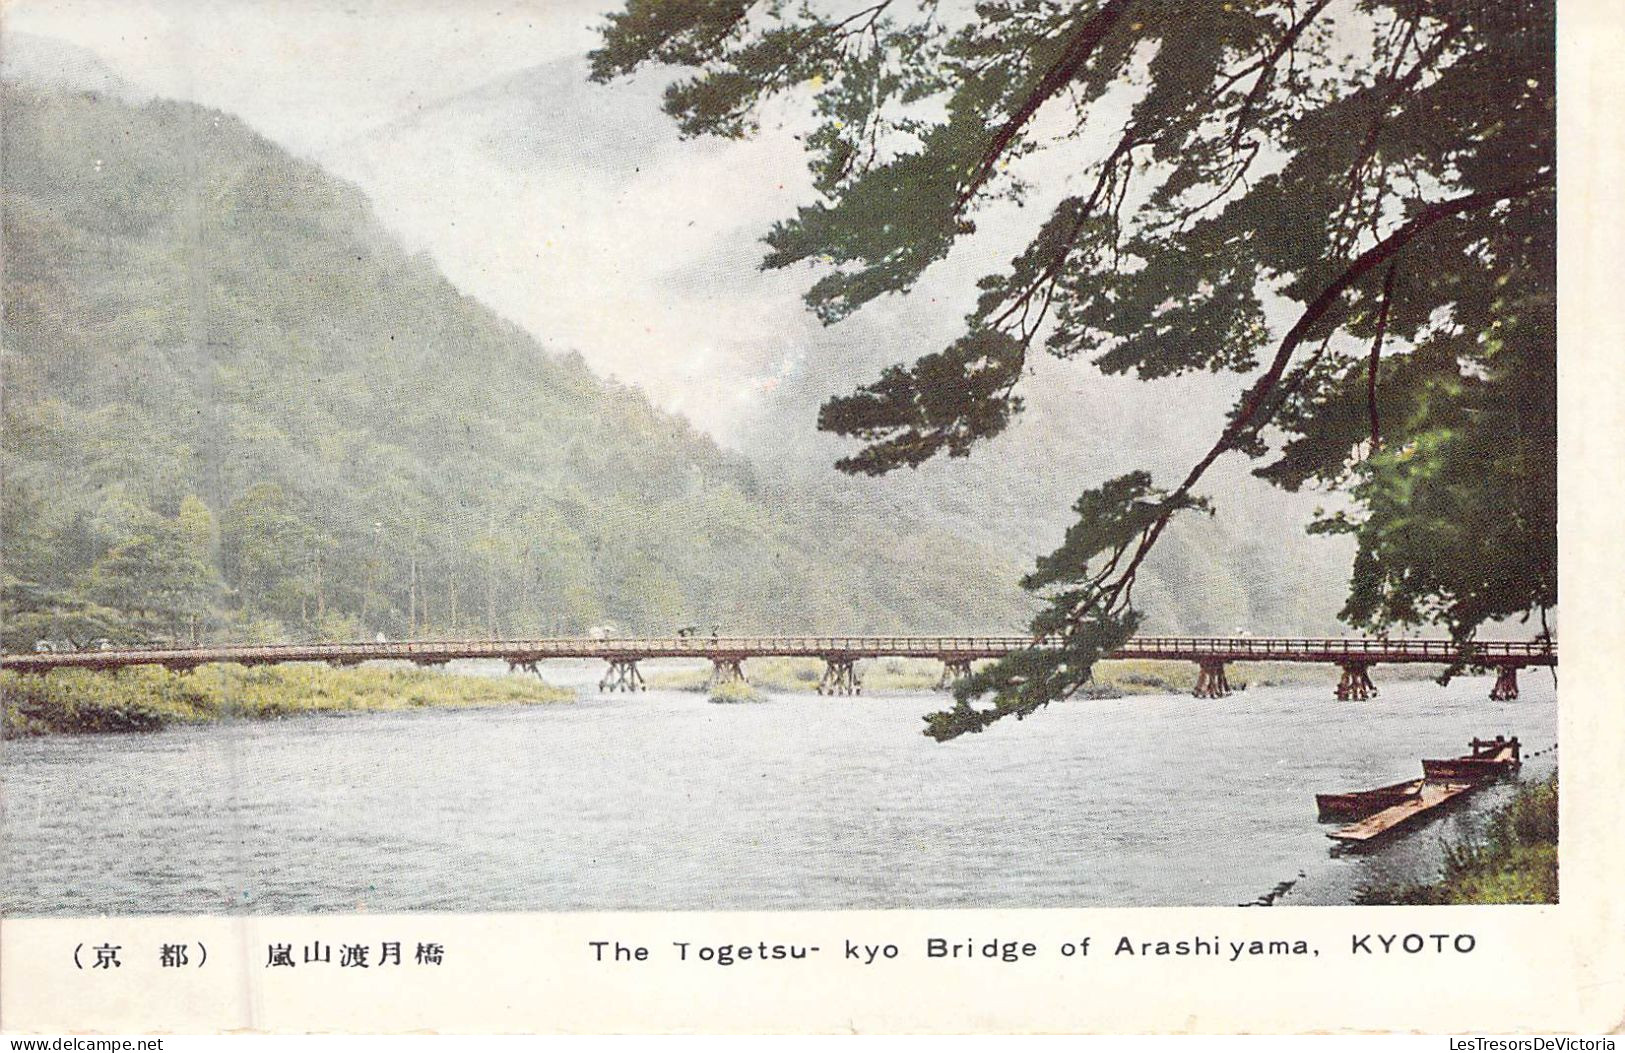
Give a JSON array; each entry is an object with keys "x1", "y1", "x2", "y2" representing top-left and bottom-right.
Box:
[{"x1": 0, "y1": 0, "x2": 1619, "y2": 1035}]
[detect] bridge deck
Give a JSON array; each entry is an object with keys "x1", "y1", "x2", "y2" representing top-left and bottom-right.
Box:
[{"x1": 0, "y1": 636, "x2": 1557, "y2": 674}]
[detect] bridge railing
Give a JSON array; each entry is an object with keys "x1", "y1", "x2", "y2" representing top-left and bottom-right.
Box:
[
  {"x1": 1112, "y1": 637, "x2": 1556, "y2": 659},
  {"x1": 1, "y1": 634, "x2": 1556, "y2": 670}
]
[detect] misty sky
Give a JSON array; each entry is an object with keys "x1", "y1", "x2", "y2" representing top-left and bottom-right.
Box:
[
  {"x1": 4, "y1": 0, "x2": 909, "y2": 439},
  {"x1": 5, "y1": 0, "x2": 1235, "y2": 449}
]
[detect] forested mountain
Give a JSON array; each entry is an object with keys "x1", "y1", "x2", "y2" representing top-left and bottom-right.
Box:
[
  {"x1": 315, "y1": 49, "x2": 1359, "y2": 637},
  {"x1": 1, "y1": 59, "x2": 1361, "y2": 654},
  {"x1": 0, "y1": 82, "x2": 1037, "y2": 649}
]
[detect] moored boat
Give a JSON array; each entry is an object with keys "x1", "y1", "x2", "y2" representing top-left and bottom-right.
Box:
[
  {"x1": 1327, "y1": 781, "x2": 1478, "y2": 845},
  {"x1": 1315, "y1": 778, "x2": 1424, "y2": 821},
  {"x1": 1317, "y1": 734, "x2": 1526, "y2": 846},
  {"x1": 1420, "y1": 736, "x2": 1522, "y2": 782}
]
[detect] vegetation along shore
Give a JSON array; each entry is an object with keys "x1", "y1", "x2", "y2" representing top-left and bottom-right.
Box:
[
  {"x1": 707, "y1": 680, "x2": 766, "y2": 704},
  {"x1": 1, "y1": 664, "x2": 572, "y2": 739},
  {"x1": 1355, "y1": 774, "x2": 1559, "y2": 905}
]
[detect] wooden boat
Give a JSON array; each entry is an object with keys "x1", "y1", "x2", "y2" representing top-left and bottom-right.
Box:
[
  {"x1": 1327, "y1": 781, "x2": 1477, "y2": 845},
  {"x1": 1318, "y1": 734, "x2": 1526, "y2": 845},
  {"x1": 1315, "y1": 777, "x2": 1424, "y2": 820},
  {"x1": 1420, "y1": 736, "x2": 1522, "y2": 782}
]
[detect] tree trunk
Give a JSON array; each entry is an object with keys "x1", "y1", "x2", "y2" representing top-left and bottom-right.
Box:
[
  {"x1": 409, "y1": 546, "x2": 419, "y2": 637},
  {"x1": 315, "y1": 550, "x2": 325, "y2": 623}
]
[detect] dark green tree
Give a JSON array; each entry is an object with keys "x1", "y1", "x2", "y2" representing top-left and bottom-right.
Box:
[
  {"x1": 591, "y1": 0, "x2": 1556, "y2": 738},
  {"x1": 220, "y1": 483, "x2": 336, "y2": 631},
  {"x1": 0, "y1": 480, "x2": 133, "y2": 650},
  {"x1": 82, "y1": 497, "x2": 225, "y2": 643}
]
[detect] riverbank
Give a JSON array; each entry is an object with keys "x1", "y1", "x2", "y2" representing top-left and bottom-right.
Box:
[
  {"x1": 1, "y1": 664, "x2": 573, "y2": 738},
  {"x1": 645, "y1": 657, "x2": 1446, "y2": 696},
  {"x1": 707, "y1": 680, "x2": 766, "y2": 704},
  {"x1": 1354, "y1": 773, "x2": 1558, "y2": 904}
]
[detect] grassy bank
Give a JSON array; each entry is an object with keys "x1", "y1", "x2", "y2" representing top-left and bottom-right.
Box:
[
  {"x1": 2, "y1": 664, "x2": 573, "y2": 738},
  {"x1": 1355, "y1": 774, "x2": 1559, "y2": 905},
  {"x1": 707, "y1": 680, "x2": 766, "y2": 704}
]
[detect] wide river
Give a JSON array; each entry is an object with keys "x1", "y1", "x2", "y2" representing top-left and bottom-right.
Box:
[{"x1": 2, "y1": 664, "x2": 1556, "y2": 915}]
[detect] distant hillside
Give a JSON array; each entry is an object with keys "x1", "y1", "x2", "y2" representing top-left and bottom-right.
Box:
[
  {"x1": 0, "y1": 32, "x2": 147, "y2": 104},
  {"x1": 0, "y1": 82, "x2": 1037, "y2": 648},
  {"x1": 743, "y1": 299, "x2": 1360, "y2": 637}
]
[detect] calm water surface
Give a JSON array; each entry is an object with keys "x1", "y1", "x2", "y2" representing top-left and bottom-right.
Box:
[{"x1": 1, "y1": 664, "x2": 1557, "y2": 915}]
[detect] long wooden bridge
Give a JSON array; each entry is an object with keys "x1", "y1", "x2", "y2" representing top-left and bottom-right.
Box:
[{"x1": 0, "y1": 635, "x2": 1556, "y2": 700}]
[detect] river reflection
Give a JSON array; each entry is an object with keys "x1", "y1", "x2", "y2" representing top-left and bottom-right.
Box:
[{"x1": 1, "y1": 665, "x2": 1556, "y2": 915}]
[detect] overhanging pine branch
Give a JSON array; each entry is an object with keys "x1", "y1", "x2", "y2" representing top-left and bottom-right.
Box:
[
  {"x1": 1095, "y1": 175, "x2": 1553, "y2": 616},
  {"x1": 957, "y1": 0, "x2": 1134, "y2": 210}
]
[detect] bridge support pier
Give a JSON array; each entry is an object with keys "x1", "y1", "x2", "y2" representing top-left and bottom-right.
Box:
[
  {"x1": 599, "y1": 658, "x2": 645, "y2": 693},
  {"x1": 1490, "y1": 666, "x2": 1521, "y2": 701},
  {"x1": 818, "y1": 657, "x2": 862, "y2": 696},
  {"x1": 1335, "y1": 662, "x2": 1378, "y2": 701},
  {"x1": 1193, "y1": 660, "x2": 1231, "y2": 699},
  {"x1": 707, "y1": 657, "x2": 747, "y2": 689},
  {"x1": 937, "y1": 658, "x2": 973, "y2": 692},
  {"x1": 508, "y1": 659, "x2": 549, "y2": 683}
]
